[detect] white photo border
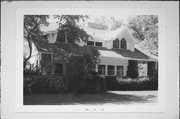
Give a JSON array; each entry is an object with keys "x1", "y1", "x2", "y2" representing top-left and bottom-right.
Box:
[{"x1": 16, "y1": 8, "x2": 166, "y2": 112}]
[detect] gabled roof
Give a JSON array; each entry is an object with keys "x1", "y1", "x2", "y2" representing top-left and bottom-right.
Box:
[
  {"x1": 90, "y1": 46, "x2": 157, "y2": 61},
  {"x1": 112, "y1": 48, "x2": 157, "y2": 61},
  {"x1": 36, "y1": 40, "x2": 157, "y2": 62},
  {"x1": 82, "y1": 24, "x2": 140, "y2": 44}
]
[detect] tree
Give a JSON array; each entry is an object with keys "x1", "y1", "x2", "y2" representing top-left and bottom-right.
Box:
[
  {"x1": 54, "y1": 15, "x2": 89, "y2": 44},
  {"x1": 24, "y1": 15, "x2": 49, "y2": 68},
  {"x1": 128, "y1": 15, "x2": 158, "y2": 56},
  {"x1": 53, "y1": 15, "x2": 100, "y2": 93},
  {"x1": 54, "y1": 15, "x2": 100, "y2": 63}
]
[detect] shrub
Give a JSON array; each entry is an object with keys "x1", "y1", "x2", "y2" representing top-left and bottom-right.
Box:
[
  {"x1": 49, "y1": 76, "x2": 67, "y2": 93},
  {"x1": 71, "y1": 72, "x2": 107, "y2": 94},
  {"x1": 127, "y1": 60, "x2": 138, "y2": 78},
  {"x1": 86, "y1": 73, "x2": 107, "y2": 93},
  {"x1": 105, "y1": 76, "x2": 158, "y2": 91},
  {"x1": 24, "y1": 75, "x2": 50, "y2": 94}
]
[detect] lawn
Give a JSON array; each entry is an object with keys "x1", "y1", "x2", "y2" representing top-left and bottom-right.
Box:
[{"x1": 24, "y1": 91, "x2": 157, "y2": 105}]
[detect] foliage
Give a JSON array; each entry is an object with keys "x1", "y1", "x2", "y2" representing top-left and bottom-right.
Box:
[
  {"x1": 24, "y1": 76, "x2": 50, "y2": 94},
  {"x1": 24, "y1": 15, "x2": 101, "y2": 94},
  {"x1": 128, "y1": 15, "x2": 158, "y2": 56},
  {"x1": 127, "y1": 60, "x2": 138, "y2": 78},
  {"x1": 105, "y1": 76, "x2": 158, "y2": 91},
  {"x1": 94, "y1": 16, "x2": 123, "y2": 30},
  {"x1": 81, "y1": 72, "x2": 107, "y2": 93},
  {"x1": 49, "y1": 76, "x2": 67, "y2": 93},
  {"x1": 23, "y1": 66, "x2": 41, "y2": 75},
  {"x1": 56, "y1": 24, "x2": 89, "y2": 44},
  {"x1": 52, "y1": 15, "x2": 101, "y2": 93},
  {"x1": 66, "y1": 56, "x2": 88, "y2": 93},
  {"x1": 24, "y1": 15, "x2": 49, "y2": 68},
  {"x1": 66, "y1": 56, "x2": 105, "y2": 94},
  {"x1": 55, "y1": 15, "x2": 90, "y2": 44}
]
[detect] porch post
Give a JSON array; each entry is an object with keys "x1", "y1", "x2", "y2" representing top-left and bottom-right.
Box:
[
  {"x1": 114, "y1": 65, "x2": 117, "y2": 76},
  {"x1": 105, "y1": 65, "x2": 108, "y2": 76}
]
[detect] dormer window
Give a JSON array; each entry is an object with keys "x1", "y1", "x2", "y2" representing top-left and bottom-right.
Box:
[
  {"x1": 121, "y1": 38, "x2": 127, "y2": 49},
  {"x1": 87, "y1": 41, "x2": 94, "y2": 46},
  {"x1": 113, "y1": 38, "x2": 119, "y2": 48},
  {"x1": 95, "y1": 42, "x2": 102, "y2": 47},
  {"x1": 87, "y1": 41, "x2": 102, "y2": 47}
]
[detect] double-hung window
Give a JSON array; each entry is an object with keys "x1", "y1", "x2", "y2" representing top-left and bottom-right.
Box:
[
  {"x1": 98, "y1": 65, "x2": 105, "y2": 75},
  {"x1": 117, "y1": 66, "x2": 123, "y2": 76},
  {"x1": 87, "y1": 41, "x2": 94, "y2": 46},
  {"x1": 108, "y1": 65, "x2": 115, "y2": 75},
  {"x1": 95, "y1": 42, "x2": 102, "y2": 47}
]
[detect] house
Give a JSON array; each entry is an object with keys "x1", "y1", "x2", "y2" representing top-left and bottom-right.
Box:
[{"x1": 33, "y1": 22, "x2": 158, "y2": 78}]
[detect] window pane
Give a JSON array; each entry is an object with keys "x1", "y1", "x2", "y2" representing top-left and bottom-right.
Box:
[
  {"x1": 54, "y1": 63, "x2": 63, "y2": 75},
  {"x1": 87, "y1": 41, "x2": 94, "y2": 46},
  {"x1": 121, "y1": 38, "x2": 127, "y2": 49},
  {"x1": 113, "y1": 38, "x2": 119, "y2": 48},
  {"x1": 117, "y1": 66, "x2": 123, "y2": 76},
  {"x1": 108, "y1": 65, "x2": 115, "y2": 75},
  {"x1": 95, "y1": 42, "x2": 102, "y2": 47},
  {"x1": 98, "y1": 65, "x2": 105, "y2": 75}
]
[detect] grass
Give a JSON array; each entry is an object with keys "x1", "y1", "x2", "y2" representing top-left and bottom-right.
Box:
[{"x1": 24, "y1": 91, "x2": 157, "y2": 105}]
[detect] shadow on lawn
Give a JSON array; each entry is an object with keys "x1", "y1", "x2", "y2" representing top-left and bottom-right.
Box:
[{"x1": 24, "y1": 92, "x2": 157, "y2": 105}]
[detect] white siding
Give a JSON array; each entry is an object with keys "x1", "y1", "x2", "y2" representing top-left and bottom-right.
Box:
[{"x1": 116, "y1": 29, "x2": 135, "y2": 51}]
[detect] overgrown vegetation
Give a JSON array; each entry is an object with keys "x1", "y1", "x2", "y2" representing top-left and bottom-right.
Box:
[
  {"x1": 128, "y1": 15, "x2": 158, "y2": 56},
  {"x1": 106, "y1": 74, "x2": 158, "y2": 91},
  {"x1": 24, "y1": 15, "x2": 49, "y2": 68}
]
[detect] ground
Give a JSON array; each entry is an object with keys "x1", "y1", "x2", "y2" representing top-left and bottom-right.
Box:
[{"x1": 24, "y1": 91, "x2": 157, "y2": 105}]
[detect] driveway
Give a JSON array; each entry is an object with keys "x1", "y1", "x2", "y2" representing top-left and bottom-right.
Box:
[{"x1": 24, "y1": 91, "x2": 158, "y2": 105}]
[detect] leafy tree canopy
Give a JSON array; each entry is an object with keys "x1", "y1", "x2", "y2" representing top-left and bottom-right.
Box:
[
  {"x1": 128, "y1": 15, "x2": 158, "y2": 56},
  {"x1": 53, "y1": 15, "x2": 100, "y2": 64},
  {"x1": 24, "y1": 15, "x2": 49, "y2": 67},
  {"x1": 54, "y1": 15, "x2": 90, "y2": 44},
  {"x1": 94, "y1": 16, "x2": 124, "y2": 30}
]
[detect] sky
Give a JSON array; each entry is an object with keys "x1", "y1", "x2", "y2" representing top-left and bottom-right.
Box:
[{"x1": 41, "y1": 15, "x2": 133, "y2": 32}]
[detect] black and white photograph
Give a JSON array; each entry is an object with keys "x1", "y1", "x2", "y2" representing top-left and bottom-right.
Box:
[
  {"x1": 23, "y1": 14, "x2": 159, "y2": 106},
  {"x1": 1, "y1": 1, "x2": 179, "y2": 119}
]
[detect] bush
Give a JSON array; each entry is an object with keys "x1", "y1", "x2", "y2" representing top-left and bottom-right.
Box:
[
  {"x1": 127, "y1": 60, "x2": 138, "y2": 78},
  {"x1": 66, "y1": 56, "x2": 106, "y2": 94},
  {"x1": 24, "y1": 75, "x2": 50, "y2": 94},
  {"x1": 70, "y1": 72, "x2": 107, "y2": 94},
  {"x1": 105, "y1": 76, "x2": 158, "y2": 91},
  {"x1": 84, "y1": 72, "x2": 107, "y2": 93},
  {"x1": 50, "y1": 76, "x2": 67, "y2": 93}
]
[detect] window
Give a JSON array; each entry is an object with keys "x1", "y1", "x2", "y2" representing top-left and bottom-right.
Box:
[
  {"x1": 54, "y1": 63, "x2": 63, "y2": 75},
  {"x1": 108, "y1": 65, "x2": 115, "y2": 75},
  {"x1": 87, "y1": 41, "x2": 94, "y2": 46},
  {"x1": 98, "y1": 65, "x2": 105, "y2": 75},
  {"x1": 121, "y1": 38, "x2": 127, "y2": 49},
  {"x1": 113, "y1": 38, "x2": 119, "y2": 48},
  {"x1": 117, "y1": 66, "x2": 123, "y2": 76},
  {"x1": 95, "y1": 42, "x2": 102, "y2": 47}
]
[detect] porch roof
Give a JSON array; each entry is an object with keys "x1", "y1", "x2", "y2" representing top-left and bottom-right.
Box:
[
  {"x1": 98, "y1": 48, "x2": 157, "y2": 62},
  {"x1": 35, "y1": 40, "x2": 157, "y2": 62}
]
